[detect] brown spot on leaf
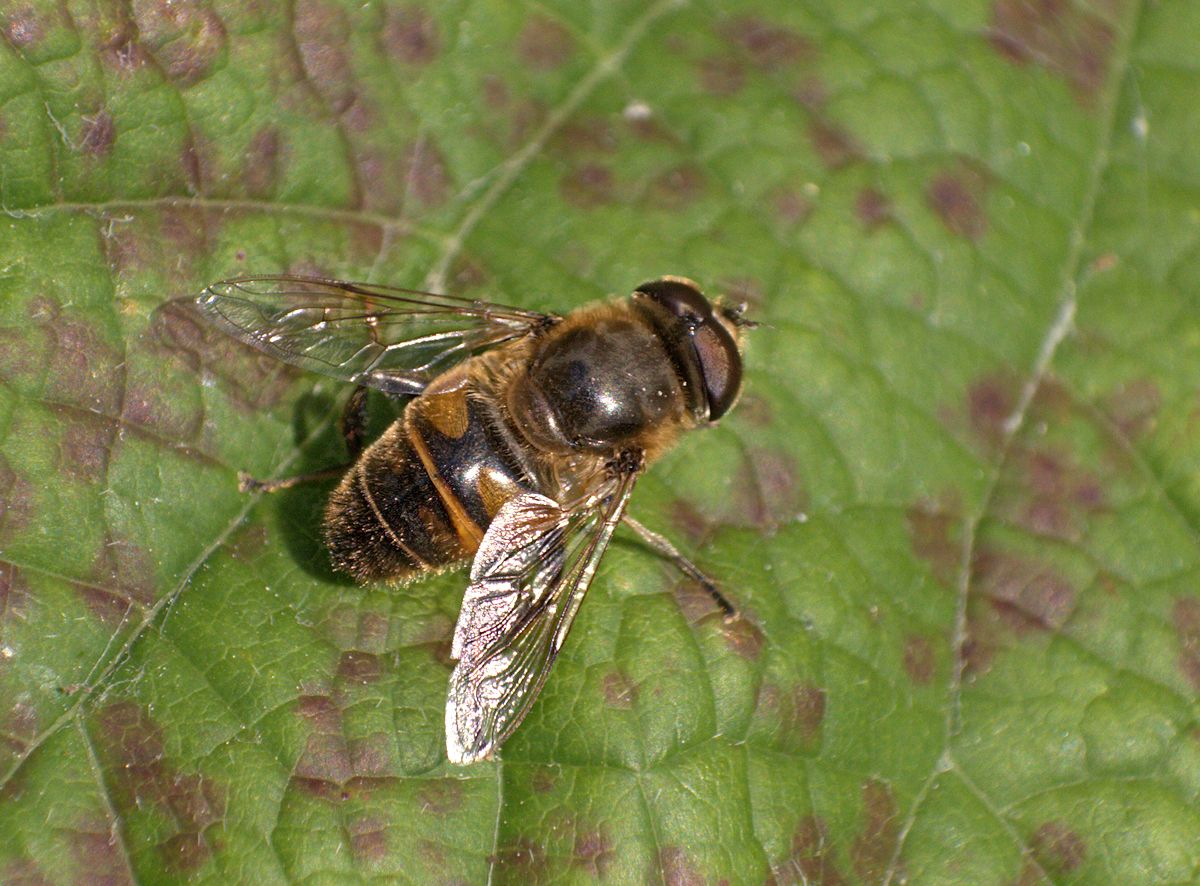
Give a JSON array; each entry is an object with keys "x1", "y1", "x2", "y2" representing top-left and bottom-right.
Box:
[
  {"x1": 903, "y1": 635, "x2": 936, "y2": 684},
  {"x1": 383, "y1": 5, "x2": 439, "y2": 64},
  {"x1": 73, "y1": 583, "x2": 134, "y2": 626},
  {"x1": 0, "y1": 456, "x2": 34, "y2": 539},
  {"x1": 349, "y1": 733, "x2": 392, "y2": 778},
  {"x1": 1012, "y1": 856, "x2": 1051, "y2": 886},
  {"x1": 856, "y1": 187, "x2": 892, "y2": 229},
  {"x1": 91, "y1": 702, "x2": 223, "y2": 869},
  {"x1": 0, "y1": 562, "x2": 30, "y2": 622},
  {"x1": 418, "y1": 778, "x2": 464, "y2": 814},
  {"x1": 337, "y1": 650, "x2": 383, "y2": 684},
  {"x1": 450, "y1": 254, "x2": 490, "y2": 291},
  {"x1": 721, "y1": 17, "x2": 813, "y2": 71},
  {"x1": 227, "y1": 524, "x2": 269, "y2": 563},
  {"x1": 0, "y1": 322, "x2": 39, "y2": 384},
  {"x1": 736, "y1": 392, "x2": 773, "y2": 428},
  {"x1": 659, "y1": 846, "x2": 704, "y2": 886},
  {"x1": 967, "y1": 374, "x2": 1016, "y2": 446},
  {"x1": 786, "y1": 684, "x2": 827, "y2": 741},
  {"x1": 734, "y1": 447, "x2": 805, "y2": 530},
  {"x1": 161, "y1": 833, "x2": 208, "y2": 873},
  {"x1": 80, "y1": 112, "x2": 116, "y2": 156},
  {"x1": 771, "y1": 186, "x2": 813, "y2": 226},
  {"x1": 290, "y1": 776, "x2": 346, "y2": 801},
  {"x1": 602, "y1": 670, "x2": 639, "y2": 709},
  {"x1": 91, "y1": 535, "x2": 156, "y2": 607},
  {"x1": 851, "y1": 779, "x2": 899, "y2": 880},
  {"x1": 1029, "y1": 820, "x2": 1086, "y2": 873},
  {"x1": 3, "y1": 8, "x2": 43, "y2": 47},
  {"x1": 132, "y1": 0, "x2": 226, "y2": 86},
  {"x1": 927, "y1": 167, "x2": 988, "y2": 240},
  {"x1": 242, "y1": 128, "x2": 280, "y2": 197},
  {"x1": 778, "y1": 816, "x2": 846, "y2": 886},
  {"x1": 1101, "y1": 378, "x2": 1160, "y2": 439},
  {"x1": 790, "y1": 685, "x2": 827, "y2": 741},
  {"x1": 295, "y1": 732, "x2": 354, "y2": 785},
  {"x1": 670, "y1": 499, "x2": 715, "y2": 544},
  {"x1": 809, "y1": 119, "x2": 861, "y2": 169},
  {"x1": 971, "y1": 548, "x2": 1076, "y2": 637},
  {"x1": 341, "y1": 94, "x2": 376, "y2": 134},
  {"x1": 59, "y1": 414, "x2": 113, "y2": 482},
  {"x1": 969, "y1": 549, "x2": 1084, "y2": 667},
  {"x1": 989, "y1": 0, "x2": 1115, "y2": 101},
  {"x1": 101, "y1": 24, "x2": 151, "y2": 73},
  {"x1": 0, "y1": 860, "x2": 52, "y2": 885},
  {"x1": 493, "y1": 838, "x2": 547, "y2": 874},
  {"x1": 556, "y1": 117, "x2": 618, "y2": 154},
  {"x1": 794, "y1": 77, "x2": 828, "y2": 109},
  {"x1": 518, "y1": 16, "x2": 573, "y2": 70},
  {"x1": 359, "y1": 610, "x2": 390, "y2": 649},
  {"x1": 296, "y1": 694, "x2": 341, "y2": 730},
  {"x1": 560, "y1": 164, "x2": 615, "y2": 208},
  {"x1": 482, "y1": 74, "x2": 509, "y2": 108},
  {"x1": 531, "y1": 768, "x2": 557, "y2": 793},
  {"x1": 402, "y1": 136, "x2": 449, "y2": 207},
  {"x1": 71, "y1": 814, "x2": 131, "y2": 883},
  {"x1": 699, "y1": 56, "x2": 745, "y2": 96},
  {"x1": 573, "y1": 827, "x2": 614, "y2": 876},
  {"x1": 294, "y1": 1, "x2": 356, "y2": 113},
  {"x1": 74, "y1": 536, "x2": 155, "y2": 625},
  {"x1": 152, "y1": 298, "x2": 298, "y2": 411},
  {"x1": 1009, "y1": 446, "x2": 1105, "y2": 540},
  {"x1": 156, "y1": 206, "x2": 208, "y2": 265},
  {"x1": 419, "y1": 839, "x2": 446, "y2": 867},
  {"x1": 1173, "y1": 598, "x2": 1200, "y2": 693},
  {"x1": 651, "y1": 164, "x2": 706, "y2": 208},
  {"x1": 349, "y1": 815, "x2": 389, "y2": 861},
  {"x1": 164, "y1": 773, "x2": 223, "y2": 832},
  {"x1": 907, "y1": 499, "x2": 961, "y2": 587},
  {"x1": 2, "y1": 700, "x2": 37, "y2": 758},
  {"x1": 672, "y1": 578, "x2": 731, "y2": 624},
  {"x1": 756, "y1": 683, "x2": 826, "y2": 753},
  {"x1": 723, "y1": 616, "x2": 765, "y2": 661},
  {"x1": 48, "y1": 315, "x2": 124, "y2": 414}
]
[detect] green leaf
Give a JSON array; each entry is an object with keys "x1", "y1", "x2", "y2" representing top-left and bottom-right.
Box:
[{"x1": 1, "y1": 0, "x2": 1198, "y2": 883}]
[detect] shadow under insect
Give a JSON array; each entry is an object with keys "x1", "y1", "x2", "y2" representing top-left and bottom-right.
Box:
[{"x1": 266, "y1": 387, "x2": 407, "y2": 586}]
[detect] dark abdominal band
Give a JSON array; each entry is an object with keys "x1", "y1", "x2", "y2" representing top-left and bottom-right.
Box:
[
  {"x1": 323, "y1": 422, "x2": 464, "y2": 582},
  {"x1": 323, "y1": 394, "x2": 533, "y2": 583}
]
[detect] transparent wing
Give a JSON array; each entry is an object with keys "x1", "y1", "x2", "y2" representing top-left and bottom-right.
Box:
[
  {"x1": 196, "y1": 275, "x2": 555, "y2": 395},
  {"x1": 445, "y1": 470, "x2": 639, "y2": 764}
]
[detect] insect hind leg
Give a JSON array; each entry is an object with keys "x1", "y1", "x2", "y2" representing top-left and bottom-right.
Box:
[
  {"x1": 340, "y1": 384, "x2": 371, "y2": 458},
  {"x1": 238, "y1": 465, "x2": 350, "y2": 494},
  {"x1": 237, "y1": 385, "x2": 374, "y2": 494},
  {"x1": 621, "y1": 515, "x2": 738, "y2": 620}
]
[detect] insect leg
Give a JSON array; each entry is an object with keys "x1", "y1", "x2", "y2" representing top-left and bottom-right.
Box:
[
  {"x1": 620, "y1": 515, "x2": 738, "y2": 620},
  {"x1": 340, "y1": 384, "x2": 370, "y2": 458},
  {"x1": 236, "y1": 386, "x2": 373, "y2": 494},
  {"x1": 237, "y1": 464, "x2": 350, "y2": 494}
]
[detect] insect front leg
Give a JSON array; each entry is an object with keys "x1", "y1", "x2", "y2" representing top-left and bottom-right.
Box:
[{"x1": 620, "y1": 515, "x2": 738, "y2": 620}]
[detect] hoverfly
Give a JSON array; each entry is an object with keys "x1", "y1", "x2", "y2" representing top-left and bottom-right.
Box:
[{"x1": 197, "y1": 275, "x2": 748, "y2": 763}]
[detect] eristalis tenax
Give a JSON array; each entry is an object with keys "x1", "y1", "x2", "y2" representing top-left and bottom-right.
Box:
[{"x1": 197, "y1": 275, "x2": 749, "y2": 763}]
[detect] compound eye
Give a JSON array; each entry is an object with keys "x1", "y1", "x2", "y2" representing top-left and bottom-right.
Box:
[
  {"x1": 634, "y1": 277, "x2": 712, "y2": 326},
  {"x1": 692, "y1": 320, "x2": 742, "y2": 420}
]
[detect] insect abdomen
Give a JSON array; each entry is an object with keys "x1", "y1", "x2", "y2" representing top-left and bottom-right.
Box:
[{"x1": 323, "y1": 377, "x2": 530, "y2": 583}]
